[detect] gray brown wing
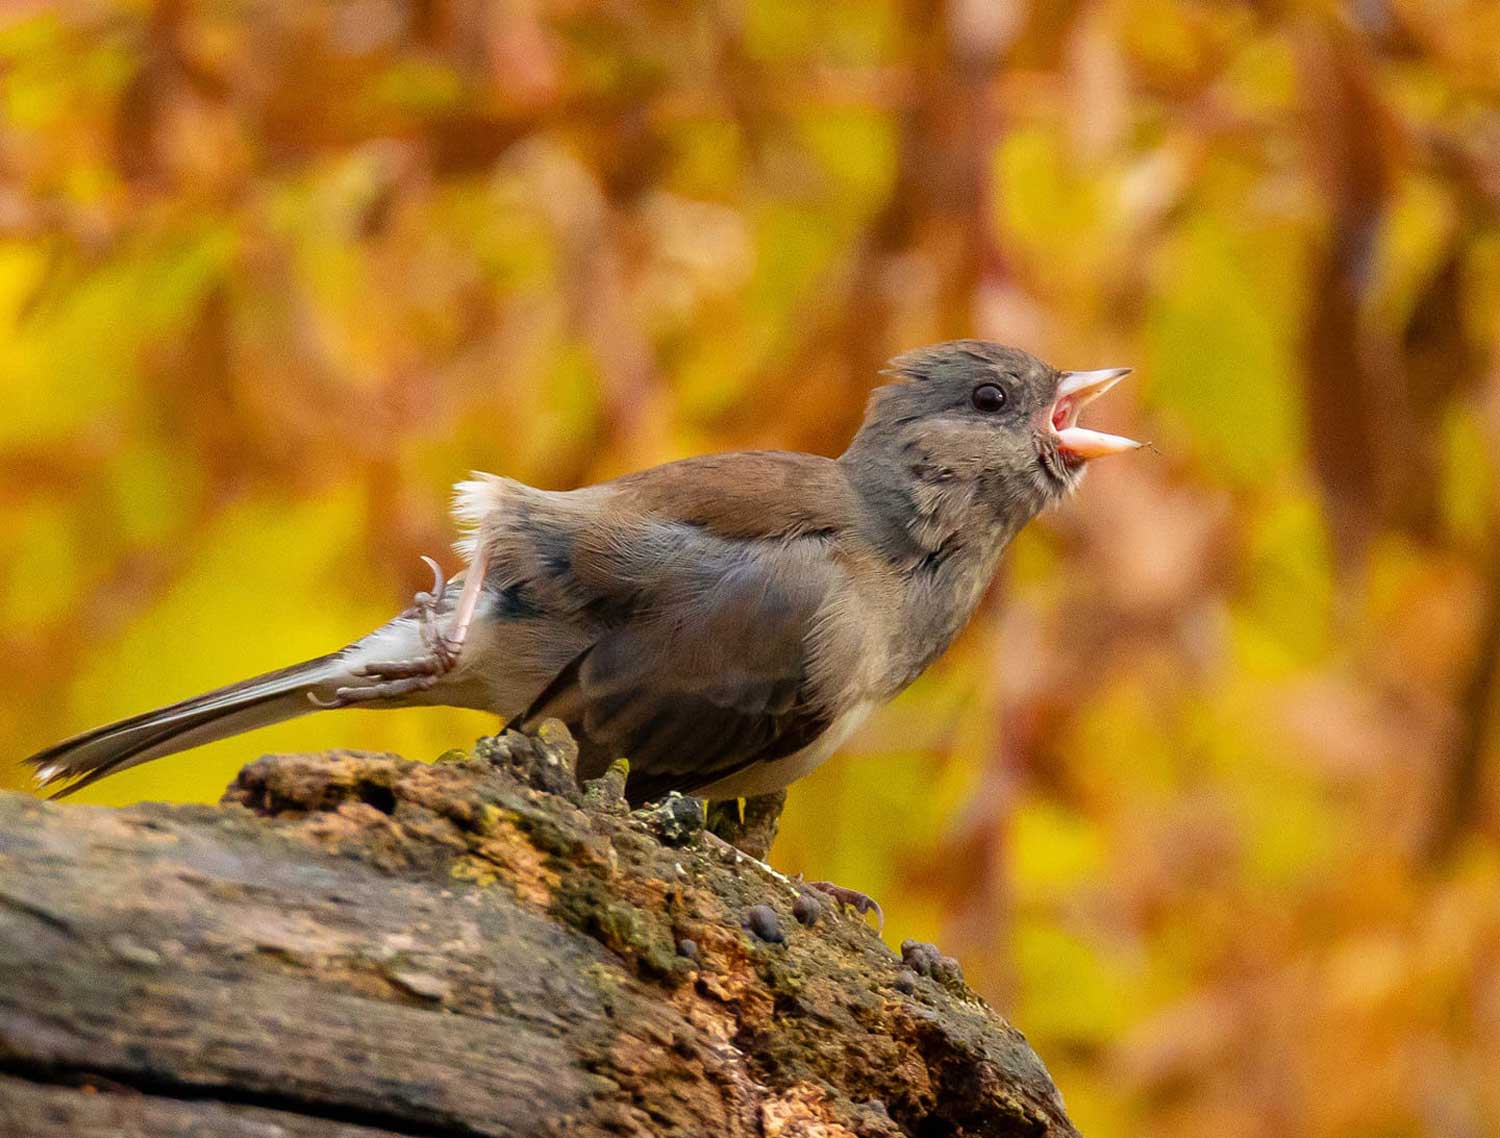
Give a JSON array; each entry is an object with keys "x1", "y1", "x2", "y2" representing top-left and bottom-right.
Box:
[{"x1": 517, "y1": 530, "x2": 844, "y2": 805}]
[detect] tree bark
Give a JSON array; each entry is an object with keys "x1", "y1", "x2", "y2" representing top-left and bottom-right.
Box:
[{"x1": 0, "y1": 724, "x2": 1079, "y2": 1138}]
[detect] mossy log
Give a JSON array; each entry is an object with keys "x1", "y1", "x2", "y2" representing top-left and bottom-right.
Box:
[{"x1": 0, "y1": 724, "x2": 1079, "y2": 1138}]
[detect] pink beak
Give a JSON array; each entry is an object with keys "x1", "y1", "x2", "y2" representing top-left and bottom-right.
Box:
[{"x1": 1049, "y1": 368, "x2": 1140, "y2": 460}]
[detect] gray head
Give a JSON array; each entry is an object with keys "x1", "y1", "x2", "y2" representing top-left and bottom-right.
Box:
[{"x1": 841, "y1": 339, "x2": 1138, "y2": 554}]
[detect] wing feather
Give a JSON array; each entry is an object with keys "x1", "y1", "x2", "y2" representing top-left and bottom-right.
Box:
[{"x1": 520, "y1": 533, "x2": 844, "y2": 804}]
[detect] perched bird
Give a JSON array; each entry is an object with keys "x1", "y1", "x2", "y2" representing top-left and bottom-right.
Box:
[{"x1": 26, "y1": 341, "x2": 1138, "y2": 805}]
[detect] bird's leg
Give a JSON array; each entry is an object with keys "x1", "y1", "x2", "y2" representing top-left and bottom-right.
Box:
[
  {"x1": 700, "y1": 832, "x2": 884, "y2": 933},
  {"x1": 363, "y1": 546, "x2": 491, "y2": 679},
  {"x1": 311, "y1": 545, "x2": 492, "y2": 708},
  {"x1": 444, "y1": 544, "x2": 489, "y2": 656},
  {"x1": 705, "y1": 791, "x2": 787, "y2": 860}
]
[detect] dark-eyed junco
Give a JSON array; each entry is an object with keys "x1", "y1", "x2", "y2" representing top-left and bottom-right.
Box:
[{"x1": 27, "y1": 340, "x2": 1137, "y2": 803}]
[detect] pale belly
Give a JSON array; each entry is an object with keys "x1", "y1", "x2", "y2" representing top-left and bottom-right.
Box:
[{"x1": 689, "y1": 701, "x2": 877, "y2": 800}]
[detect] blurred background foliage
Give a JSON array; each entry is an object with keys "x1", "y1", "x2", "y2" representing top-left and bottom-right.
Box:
[{"x1": 2, "y1": 1, "x2": 1499, "y2": 1135}]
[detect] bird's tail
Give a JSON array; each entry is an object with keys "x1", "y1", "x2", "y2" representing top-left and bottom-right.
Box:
[{"x1": 25, "y1": 652, "x2": 348, "y2": 800}]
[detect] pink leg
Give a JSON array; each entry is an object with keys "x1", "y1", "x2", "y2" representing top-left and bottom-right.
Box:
[
  {"x1": 312, "y1": 543, "x2": 492, "y2": 708},
  {"x1": 446, "y1": 543, "x2": 489, "y2": 657}
]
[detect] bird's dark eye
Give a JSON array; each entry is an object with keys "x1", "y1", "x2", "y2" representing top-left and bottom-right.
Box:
[{"x1": 971, "y1": 383, "x2": 1007, "y2": 413}]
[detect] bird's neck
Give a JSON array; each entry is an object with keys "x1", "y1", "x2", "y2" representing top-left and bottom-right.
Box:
[
  {"x1": 838, "y1": 432, "x2": 1019, "y2": 690},
  {"x1": 838, "y1": 427, "x2": 1023, "y2": 568}
]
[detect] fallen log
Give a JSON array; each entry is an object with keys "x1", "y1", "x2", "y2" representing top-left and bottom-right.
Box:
[{"x1": 0, "y1": 723, "x2": 1079, "y2": 1137}]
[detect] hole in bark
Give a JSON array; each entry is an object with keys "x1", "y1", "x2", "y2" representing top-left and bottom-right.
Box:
[{"x1": 357, "y1": 783, "x2": 397, "y2": 815}]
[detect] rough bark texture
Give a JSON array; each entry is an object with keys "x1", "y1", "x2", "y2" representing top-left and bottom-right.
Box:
[
  {"x1": 707, "y1": 791, "x2": 789, "y2": 860},
  {"x1": 0, "y1": 723, "x2": 1079, "y2": 1138}
]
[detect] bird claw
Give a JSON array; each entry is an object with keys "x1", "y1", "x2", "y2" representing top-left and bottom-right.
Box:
[
  {"x1": 414, "y1": 557, "x2": 446, "y2": 628},
  {"x1": 412, "y1": 557, "x2": 464, "y2": 666},
  {"x1": 420, "y1": 554, "x2": 446, "y2": 597},
  {"x1": 697, "y1": 835, "x2": 885, "y2": 935},
  {"x1": 802, "y1": 880, "x2": 884, "y2": 933},
  {"x1": 309, "y1": 555, "x2": 464, "y2": 709}
]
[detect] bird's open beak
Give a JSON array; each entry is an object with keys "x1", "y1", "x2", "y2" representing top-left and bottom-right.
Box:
[{"x1": 1049, "y1": 367, "x2": 1140, "y2": 461}]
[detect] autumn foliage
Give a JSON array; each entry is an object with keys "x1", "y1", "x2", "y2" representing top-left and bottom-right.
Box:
[{"x1": 2, "y1": 3, "x2": 1498, "y2": 1137}]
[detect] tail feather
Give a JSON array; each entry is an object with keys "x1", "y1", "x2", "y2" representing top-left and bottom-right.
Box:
[{"x1": 26, "y1": 652, "x2": 346, "y2": 799}]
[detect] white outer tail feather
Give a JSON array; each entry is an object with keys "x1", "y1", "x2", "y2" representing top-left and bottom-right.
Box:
[
  {"x1": 26, "y1": 653, "x2": 347, "y2": 798},
  {"x1": 26, "y1": 609, "x2": 440, "y2": 798}
]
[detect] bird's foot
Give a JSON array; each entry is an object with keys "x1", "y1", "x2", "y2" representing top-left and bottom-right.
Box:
[
  {"x1": 801, "y1": 879, "x2": 884, "y2": 934},
  {"x1": 700, "y1": 832, "x2": 884, "y2": 934},
  {"x1": 309, "y1": 670, "x2": 445, "y2": 707},
  {"x1": 410, "y1": 555, "x2": 462, "y2": 669},
  {"x1": 309, "y1": 556, "x2": 464, "y2": 709}
]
